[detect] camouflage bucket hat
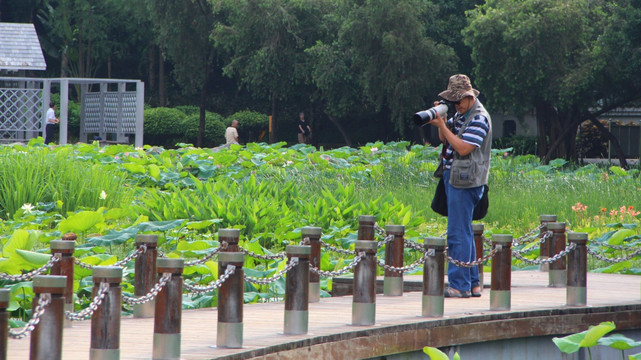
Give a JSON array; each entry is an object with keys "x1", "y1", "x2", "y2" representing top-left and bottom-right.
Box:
[{"x1": 438, "y1": 74, "x2": 480, "y2": 102}]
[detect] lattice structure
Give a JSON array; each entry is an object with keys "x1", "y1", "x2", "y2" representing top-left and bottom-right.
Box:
[
  {"x1": 82, "y1": 91, "x2": 138, "y2": 137},
  {"x1": 82, "y1": 93, "x2": 101, "y2": 133},
  {"x1": 0, "y1": 87, "x2": 43, "y2": 140}
]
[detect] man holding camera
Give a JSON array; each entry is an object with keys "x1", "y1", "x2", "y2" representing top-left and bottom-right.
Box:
[{"x1": 428, "y1": 74, "x2": 492, "y2": 298}]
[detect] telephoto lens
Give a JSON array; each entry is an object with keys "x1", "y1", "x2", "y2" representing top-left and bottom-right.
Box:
[{"x1": 413, "y1": 101, "x2": 454, "y2": 127}]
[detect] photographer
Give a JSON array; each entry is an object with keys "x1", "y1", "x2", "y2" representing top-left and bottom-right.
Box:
[{"x1": 427, "y1": 74, "x2": 492, "y2": 298}]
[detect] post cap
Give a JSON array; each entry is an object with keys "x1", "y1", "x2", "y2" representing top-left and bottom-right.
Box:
[
  {"x1": 301, "y1": 227, "x2": 322, "y2": 236},
  {"x1": 92, "y1": 266, "x2": 123, "y2": 279},
  {"x1": 33, "y1": 275, "x2": 67, "y2": 289},
  {"x1": 492, "y1": 234, "x2": 513, "y2": 243},
  {"x1": 0, "y1": 288, "x2": 10, "y2": 303},
  {"x1": 547, "y1": 222, "x2": 566, "y2": 230},
  {"x1": 286, "y1": 245, "x2": 311, "y2": 256},
  {"x1": 424, "y1": 237, "x2": 447, "y2": 247},
  {"x1": 385, "y1": 224, "x2": 405, "y2": 233},
  {"x1": 358, "y1": 215, "x2": 377, "y2": 223},
  {"x1": 354, "y1": 240, "x2": 378, "y2": 250},
  {"x1": 567, "y1": 232, "x2": 589, "y2": 241},
  {"x1": 50, "y1": 239, "x2": 75, "y2": 251},
  {"x1": 219, "y1": 229, "x2": 240, "y2": 238},
  {"x1": 61, "y1": 233, "x2": 77, "y2": 241},
  {"x1": 135, "y1": 234, "x2": 158, "y2": 244},
  {"x1": 540, "y1": 214, "x2": 557, "y2": 222},
  {"x1": 472, "y1": 223, "x2": 485, "y2": 232},
  {"x1": 218, "y1": 251, "x2": 244, "y2": 263},
  {"x1": 156, "y1": 257, "x2": 185, "y2": 270}
]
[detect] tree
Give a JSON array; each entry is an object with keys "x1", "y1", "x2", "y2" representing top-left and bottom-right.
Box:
[{"x1": 464, "y1": 0, "x2": 641, "y2": 165}]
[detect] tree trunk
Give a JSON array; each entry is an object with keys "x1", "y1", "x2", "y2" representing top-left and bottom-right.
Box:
[
  {"x1": 588, "y1": 115, "x2": 629, "y2": 169},
  {"x1": 159, "y1": 52, "x2": 166, "y2": 107},
  {"x1": 198, "y1": 86, "x2": 206, "y2": 148},
  {"x1": 269, "y1": 95, "x2": 278, "y2": 143},
  {"x1": 326, "y1": 114, "x2": 352, "y2": 147},
  {"x1": 148, "y1": 46, "x2": 157, "y2": 103}
]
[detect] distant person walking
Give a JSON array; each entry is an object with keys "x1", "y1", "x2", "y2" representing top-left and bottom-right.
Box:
[
  {"x1": 44, "y1": 102, "x2": 60, "y2": 145},
  {"x1": 297, "y1": 112, "x2": 311, "y2": 144},
  {"x1": 225, "y1": 119, "x2": 239, "y2": 144}
]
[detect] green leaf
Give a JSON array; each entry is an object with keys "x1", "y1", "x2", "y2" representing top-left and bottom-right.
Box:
[
  {"x1": 629, "y1": 352, "x2": 641, "y2": 360},
  {"x1": 136, "y1": 219, "x2": 186, "y2": 232},
  {"x1": 15, "y1": 250, "x2": 51, "y2": 266},
  {"x1": 597, "y1": 333, "x2": 641, "y2": 350},
  {"x1": 86, "y1": 227, "x2": 139, "y2": 246},
  {"x1": 2, "y1": 230, "x2": 34, "y2": 257},
  {"x1": 580, "y1": 322, "x2": 616, "y2": 348},
  {"x1": 607, "y1": 229, "x2": 635, "y2": 246},
  {"x1": 59, "y1": 211, "x2": 105, "y2": 234},
  {"x1": 423, "y1": 346, "x2": 449, "y2": 360}
]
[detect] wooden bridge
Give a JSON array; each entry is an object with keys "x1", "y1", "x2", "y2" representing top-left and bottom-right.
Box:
[{"x1": 6, "y1": 270, "x2": 641, "y2": 359}]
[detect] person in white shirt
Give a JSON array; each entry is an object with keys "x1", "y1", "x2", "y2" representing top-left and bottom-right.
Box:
[
  {"x1": 225, "y1": 119, "x2": 239, "y2": 144},
  {"x1": 45, "y1": 102, "x2": 60, "y2": 145}
]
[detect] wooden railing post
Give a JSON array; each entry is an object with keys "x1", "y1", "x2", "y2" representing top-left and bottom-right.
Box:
[
  {"x1": 1, "y1": 289, "x2": 9, "y2": 360},
  {"x1": 567, "y1": 232, "x2": 588, "y2": 306},
  {"x1": 422, "y1": 237, "x2": 446, "y2": 317},
  {"x1": 384, "y1": 225, "x2": 404, "y2": 296},
  {"x1": 217, "y1": 252, "x2": 245, "y2": 348},
  {"x1": 357, "y1": 215, "x2": 376, "y2": 241},
  {"x1": 352, "y1": 240, "x2": 377, "y2": 326},
  {"x1": 153, "y1": 258, "x2": 184, "y2": 360},
  {"x1": 90, "y1": 266, "x2": 122, "y2": 360},
  {"x1": 548, "y1": 222, "x2": 567, "y2": 287},
  {"x1": 490, "y1": 234, "x2": 512, "y2": 311},
  {"x1": 284, "y1": 245, "x2": 310, "y2": 335},
  {"x1": 539, "y1": 215, "x2": 557, "y2": 271},
  {"x1": 134, "y1": 234, "x2": 157, "y2": 318},
  {"x1": 301, "y1": 227, "x2": 322, "y2": 303},
  {"x1": 219, "y1": 229, "x2": 240, "y2": 252},
  {"x1": 472, "y1": 224, "x2": 485, "y2": 290},
  {"x1": 30, "y1": 275, "x2": 66, "y2": 360},
  {"x1": 49, "y1": 239, "x2": 75, "y2": 326}
]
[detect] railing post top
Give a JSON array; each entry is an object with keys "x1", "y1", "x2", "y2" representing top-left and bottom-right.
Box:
[
  {"x1": 218, "y1": 252, "x2": 244, "y2": 264},
  {"x1": 301, "y1": 227, "x2": 322, "y2": 236},
  {"x1": 472, "y1": 223, "x2": 485, "y2": 232},
  {"x1": 156, "y1": 257, "x2": 185, "y2": 271},
  {"x1": 286, "y1": 245, "x2": 311, "y2": 256},
  {"x1": 0, "y1": 288, "x2": 10, "y2": 304},
  {"x1": 354, "y1": 240, "x2": 378, "y2": 251},
  {"x1": 135, "y1": 234, "x2": 158, "y2": 244},
  {"x1": 358, "y1": 215, "x2": 377, "y2": 223},
  {"x1": 492, "y1": 234, "x2": 513, "y2": 243},
  {"x1": 33, "y1": 275, "x2": 67, "y2": 290},
  {"x1": 61, "y1": 232, "x2": 77, "y2": 241},
  {"x1": 424, "y1": 237, "x2": 447, "y2": 248},
  {"x1": 385, "y1": 224, "x2": 405, "y2": 234},
  {"x1": 219, "y1": 229, "x2": 241, "y2": 238},
  {"x1": 540, "y1": 215, "x2": 557, "y2": 222},
  {"x1": 547, "y1": 222, "x2": 566, "y2": 231},
  {"x1": 50, "y1": 239, "x2": 75, "y2": 251},
  {"x1": 567, "y1": 232, "x2": 589, "y2": 242},
  {"x1": 92, "y1": 266, "x2": 123, "y2": 279}
]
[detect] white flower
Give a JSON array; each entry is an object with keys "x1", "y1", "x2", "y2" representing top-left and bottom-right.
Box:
[
  {"x1": 100, "y1": 190, "x2": 108, "y2": 200},
  {"x1": 21, "y1": 203, "x2": 34, "y2": 214},
  {"x1": 370, "y1": 147, "x2": 378, "y2": 152}
]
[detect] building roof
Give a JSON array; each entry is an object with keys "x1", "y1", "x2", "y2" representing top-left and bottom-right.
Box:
[{"x1": 0, "y1": 23, "x2": 47, "y2": 71}]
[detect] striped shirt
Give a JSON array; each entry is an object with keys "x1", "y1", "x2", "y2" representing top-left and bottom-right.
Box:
[{"x1": 443, "y1": 113, "x2": 490, "y2": 167}]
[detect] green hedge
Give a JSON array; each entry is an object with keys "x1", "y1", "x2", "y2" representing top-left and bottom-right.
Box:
[
  {"x1": 227, "y1": 110, "x2": 269, "y2": 143},
  {"x1": 183, "y1": 112, "x2": 226, "y2": 147},
  {"x1": 144, "y1": 107, "x2": 187, "y2": 148}
]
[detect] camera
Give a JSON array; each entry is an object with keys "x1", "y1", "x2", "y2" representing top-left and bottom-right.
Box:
[{"x1": 413, "y1": 100, "x2": 456, "y2": 127}]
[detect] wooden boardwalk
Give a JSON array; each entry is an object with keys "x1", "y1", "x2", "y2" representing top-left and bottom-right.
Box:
[{"x1": 6, "y1": 271, "x2": 641, "y2": 359}]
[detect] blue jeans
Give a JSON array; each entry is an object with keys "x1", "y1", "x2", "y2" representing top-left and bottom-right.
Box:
[{"x1": 443, "y1": 169, "x2": 484, "y2": 292}]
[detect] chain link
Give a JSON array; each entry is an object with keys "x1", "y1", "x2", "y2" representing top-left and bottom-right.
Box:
[
  {"x1": 74, "y1": 244, "x2": 147, "y2": 270},
  {"x1": 310, "y1": 252, "x2": 365, "y2": 277},
  {"x1": 64, "y1": 282, "x2": 110, "y2": 321},
  {"x1": 374, "y1": 223, "x2": 386, "y2": 237},
  {"x1": 597, "y1": 242, "x2": 639, "y2": 251},
  {"x1": 513, "y1": 243, "x2": 577, "y2": 265},
  {"x1": 300, "y1": 237, "x2": 310, "y2": 245},
  {"x1": 241, "y1": 248, "x2": 286, "y2": 261},
  {"x1": 184, "y1": 243, "x2": 227, "y2": 267},
  {"x1": 511, "y1": 225, "x2": 544, "y2": 246},
  {"x1": 244, "y1": 258, "x2": 299, "y2": 285},
  {"x1": 0, "y1": 255, "x2": 60, "y2": 282},
  {"x1": 122, "y1": 273, "x2": 172, "y2": 305},
  {"x1": 320, "y1": 240, "x2": 355, "y2": 255},
  {"x1": 8, "y1": 294, "x2": 51, "y2": 339},
  {"x1": 446, "y1": 248, "x2": 498, "y2": 268},
  {"x1": 404, "y1": 239, "x2": 424, "y2": 252},
  {"x1": 586, "y1": 247, "x2": 641, "y2": 263},
  {"x1": 183, "y1": 265, "x2": 236, "y2": 293},
  {"x1": 378, "y1": 254, "x2": 426, "y2": 273}
]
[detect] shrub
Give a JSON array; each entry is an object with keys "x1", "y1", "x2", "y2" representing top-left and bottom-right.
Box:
[
  {"x1": 174, "y1": 105, "x2": 200, "y2": 116},
  {"x1": 493, "y1": 135, "x2": 538, "y2": 155},
  {"x1": 576, "y1": 120, "x2": 608, "y2": 158},
  {"x1": 144, "y1": 107, "x2": 187, "y2": 148},
  {"x1": 227, "y1": 110, "x2": 269, "y2": 143},
  {"x1": 182, "y1": 112, "x2": 226, "y2": 147}
]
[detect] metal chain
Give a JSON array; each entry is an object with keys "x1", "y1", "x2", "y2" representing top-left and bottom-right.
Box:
[
  {"x1": 586, "y1": 247, "x2": 641, "y2": 263},
  {"x1": 404, "y1": 239, "x2": 424, "y2": 252},
  {"x1": 64, "y1": 282, "x2": 110, "y2": 321},
  {"x1": 241, "y1": 248, "x2": 286, "y2": 261},
  {"x1": 244, "y1": 258, "x2": 299, "y2": 285},
  {"x1": 446, "y1": 247, "x2": 498, "y2": 268},
  {"x1": 378, "y1": 233, "x2": 395, "y2": 247},
  {"x1": 300, "y1": 237, "x2": 310, "y2": 245},
  {"x1": 320, "y1": 240, "x2": 355, "y2": 255},
  {"x1": 374, "y1": 223, "x2": 386, "y2": 237},
  {"x1": 511, "y1": 225, "x2": 544, "y2": 246},
  {"x1": 74, "y1": 244, "x2": 147, "y2": 270},
  {"x1": 0, "y1": 255, "x2": 60, "y2": 282},
  {"x1": 378, "y1": 254, "x2": 426, "y2": 273},
  {"x1": 122, "y1": 273, "x2": 172, "y2": 305},
  {"x1": 309, "y1": 252, "x2": 365, "y2": 277},
  {"x1": 183, "y1": 265, "x2": 236, "y2": 294},
  {"x1": 184, "y1": 242, "x2": 227, "y2": 267},
  {"x1": 8, "y1": 294, "x2": 51, "y2": 339},
  {"x1": 597, "y1": 242, "x2": 639, "y2": 251},
  {"x1": 513, "y1": 243, "x2": 577, "y2": 265}
]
